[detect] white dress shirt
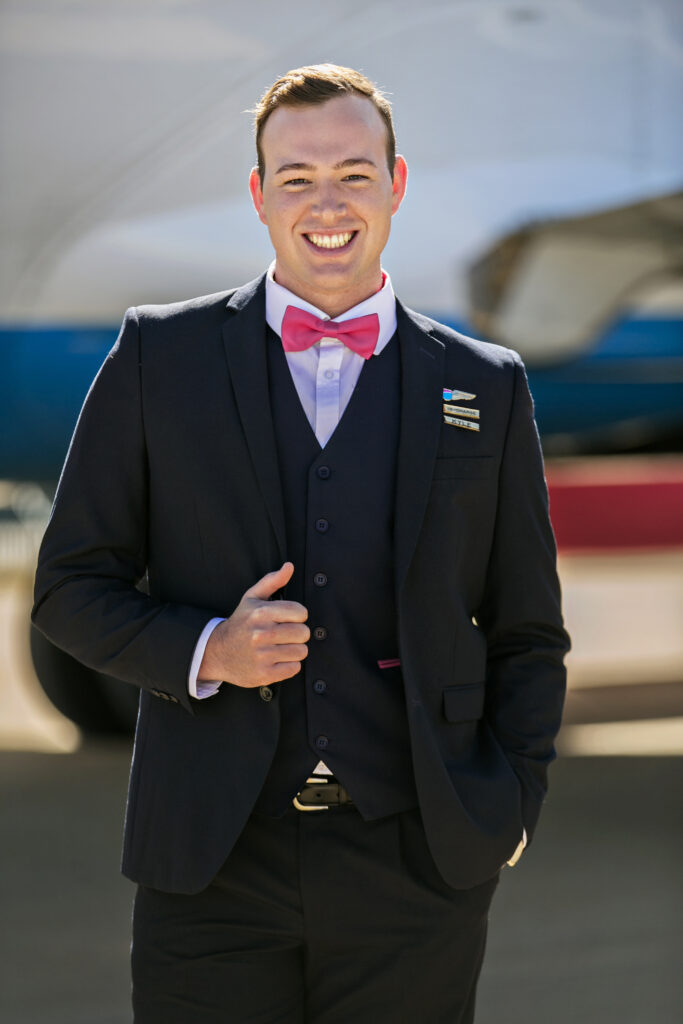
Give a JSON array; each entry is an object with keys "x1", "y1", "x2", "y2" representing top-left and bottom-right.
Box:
[{"x1": 188, "y1": 265, "x2": 398, "y2": 700}]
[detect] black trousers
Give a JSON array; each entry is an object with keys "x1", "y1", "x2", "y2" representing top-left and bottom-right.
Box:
[{"x1": 132, "y1": 806, "x2": 498, "y2": 1023}]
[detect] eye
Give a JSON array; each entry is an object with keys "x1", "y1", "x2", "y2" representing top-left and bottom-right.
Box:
[
  {"x1": 343, "y1": 174, "x2": 370, "y2": 182},
  {"x1": 283, "y1": 177, "x2": 310, "y2": 187}
]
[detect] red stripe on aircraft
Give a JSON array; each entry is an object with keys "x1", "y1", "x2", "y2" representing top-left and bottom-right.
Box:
[{"x1": 546, "y1": 457, "x2": 683, "y2": 552}]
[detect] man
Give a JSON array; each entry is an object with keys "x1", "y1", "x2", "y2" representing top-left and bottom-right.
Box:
[{"x1": 33, "y1": 65, "x2": 569, "y2": 1022}]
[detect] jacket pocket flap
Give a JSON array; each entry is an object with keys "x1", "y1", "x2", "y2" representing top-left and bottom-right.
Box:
[{"x1": 443, "y1": 682, "x2": 485, "y2": 722}]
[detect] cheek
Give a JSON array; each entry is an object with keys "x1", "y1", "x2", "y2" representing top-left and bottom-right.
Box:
[
  {"x1": 366, "y1": 194, "x2": 395, "y2": 225},
  {"x1": 264, "y1": 198, "x2": 299, "y2": 234},
  {"x1": 369, "y1": 203, "x2": 394, "y2": 242}
]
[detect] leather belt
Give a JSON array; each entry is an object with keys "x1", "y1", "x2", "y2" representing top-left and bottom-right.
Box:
[{"x1": 293, "y1": 776, "x2": 354, "y2": 812}]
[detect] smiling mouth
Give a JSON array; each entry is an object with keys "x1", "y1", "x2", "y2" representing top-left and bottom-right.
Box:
[{"x1": 304, "y1": 231, "x2": 357, "y2": 250}]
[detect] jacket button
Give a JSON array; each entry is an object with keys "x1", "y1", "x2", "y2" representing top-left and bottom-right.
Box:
[
  {"x1": 313, "y1": 572, "x2": 328, "y2": 587},
  {"x1": 313, "y1": 626, "x2": 328, "y2": 641},
  {"x1": 313, "y1": 679, "x2": 327, "y2": 694},
  {"x1": 315, "y1": 518, "x2": 329, "y2": 532},
  {"x1": 315, "y1": 735, "x2": 329, "y2": 750},
  {"x1": 316, "y1": 466, "x2": 331, "y2": 480},
  {"x1": 259, "y1": 686, "x2": 273, "y2": 702}
]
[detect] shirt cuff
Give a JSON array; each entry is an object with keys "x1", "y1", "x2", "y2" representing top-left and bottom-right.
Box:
[{"x1": 188, "y1": 617, "x2": 225, "y2": 699}]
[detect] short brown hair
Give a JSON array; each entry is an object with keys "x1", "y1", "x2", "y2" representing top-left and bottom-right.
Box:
[{"x1": 252, "y1": 63, "x2": 396, "y2": 181}]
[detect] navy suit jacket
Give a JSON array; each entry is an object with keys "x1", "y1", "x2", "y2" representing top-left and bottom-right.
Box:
[{"x1": 33, "y1": 274, "x2": 569, "y2": 893}]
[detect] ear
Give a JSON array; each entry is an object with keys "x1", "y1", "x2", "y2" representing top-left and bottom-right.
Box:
[
  {"x1": 249, "y1": 167, "x2": 267, "y2": 224},
  {"x1": 391, "y1": 155, "x2": 408, "y2": 215}
]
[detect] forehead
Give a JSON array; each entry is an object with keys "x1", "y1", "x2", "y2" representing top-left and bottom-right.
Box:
[{"x1": 260, "y1": 94, "x2": 388, "y2": 169}]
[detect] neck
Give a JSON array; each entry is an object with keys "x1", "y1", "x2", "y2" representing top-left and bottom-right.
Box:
[{"x1": 273, "y1": 269, "x2": 384, "y2": 319}]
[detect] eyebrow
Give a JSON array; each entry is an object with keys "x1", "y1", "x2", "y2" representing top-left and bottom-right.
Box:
[{"x1": 274, "y1": 158, "x2": 377, "y2": 175}]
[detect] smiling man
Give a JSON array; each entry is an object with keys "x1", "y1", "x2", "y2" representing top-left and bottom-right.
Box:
[
  {"x1": 248, "y1": 90, "x2": 406, "y2": 316},
  {"x1": 33, "y1": 65, "x2": 569, "y2": 1023}
]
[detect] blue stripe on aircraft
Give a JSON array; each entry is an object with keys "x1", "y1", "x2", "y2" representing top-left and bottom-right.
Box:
[{"x1": 1, "y1": 314, "x2": 681, "y2": 480}]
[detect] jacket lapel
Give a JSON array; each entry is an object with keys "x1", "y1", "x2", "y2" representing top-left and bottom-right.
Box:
[
  {"x1": 221, "y1": 275, "x2": 287, "y2": 559},
  {"x1": 394, "y1": 301, "x2": 446, "y2": 591}
]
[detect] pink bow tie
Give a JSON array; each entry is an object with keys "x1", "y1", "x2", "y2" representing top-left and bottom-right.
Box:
[{"x1": 281, "y1": 305, "x2": 380, "y2": 360}]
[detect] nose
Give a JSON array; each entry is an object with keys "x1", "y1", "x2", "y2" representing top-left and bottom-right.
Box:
[{"x1": 312, "y1": 182, "x2": 346, "y2": 224}]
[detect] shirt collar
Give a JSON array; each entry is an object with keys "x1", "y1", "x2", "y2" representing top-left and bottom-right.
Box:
[{"x1": 265, "y1": 261, "x2": 397, "y2": 356}]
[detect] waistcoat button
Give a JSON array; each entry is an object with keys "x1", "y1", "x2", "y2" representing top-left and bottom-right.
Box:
[
  {"x1": 313, "y1": 679, "x2": 327, "y2": 694},
  {"x1": 315, "y1": 518, "x2": 329, "y2": 532},
  {"x1": 315, "y1": 735, "x2": 329, "y2": 750},
  {"x1": 316, "y1": 466, "x2": 331, "y2": 480},
  {"x1": 313, "y1": 626, "x2": 328, "y2": 641},
  {"x1": 313, "y1": 572, "x2": 328, "y2": 587},
  {"x1": 259, "y1": 686, "x2": 273, "y2": 702}
]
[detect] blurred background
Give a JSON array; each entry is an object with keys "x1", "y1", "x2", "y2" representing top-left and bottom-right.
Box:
[{"x1": 0, "y1": 1, "x2": 681, "y2": 1021}]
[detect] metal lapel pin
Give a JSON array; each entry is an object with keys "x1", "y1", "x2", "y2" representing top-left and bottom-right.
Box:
[
  {"x1": 442, "y1": 388, "x2": 480, "y2": 431},
  {"x1": 443, "y1": 388, "x2": 476, "y2": 402}
]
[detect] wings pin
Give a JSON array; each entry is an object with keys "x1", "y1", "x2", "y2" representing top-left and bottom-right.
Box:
[
  {"x1": 442, "y1": 388, "x2": 480, "y2": 431},
  {"x1": 443, "y1": 388, "x2": 476, "y2": 402}
]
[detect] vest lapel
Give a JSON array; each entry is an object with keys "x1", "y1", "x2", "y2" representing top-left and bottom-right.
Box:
[
  {"x1": 221, "y1": 276, "x2": 287, "y2": 559},
  {"x1": 394, "y1": 301, "x2": 446, "y2": 591}
]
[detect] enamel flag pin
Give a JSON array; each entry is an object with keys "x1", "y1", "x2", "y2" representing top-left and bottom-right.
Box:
[
  {"x1": 442, "y1": 388, "x2": 480, "y2": 431},
  {"x1": 443, "y1": 388, "x2": 476, "y2": 402}
]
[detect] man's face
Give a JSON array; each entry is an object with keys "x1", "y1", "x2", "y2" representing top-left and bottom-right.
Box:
[{"x1": 249, "y1": 94, "x2": 407, "y2": 317}]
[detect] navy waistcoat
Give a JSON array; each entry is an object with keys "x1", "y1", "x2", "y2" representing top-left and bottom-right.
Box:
[{"x1": 254, "y1": 328, "x2": 418, "y2": 818}]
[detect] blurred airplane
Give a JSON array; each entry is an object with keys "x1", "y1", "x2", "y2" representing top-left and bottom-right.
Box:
[{"x1": 1, "y1": 0, "x2": 681, "y2": 730}]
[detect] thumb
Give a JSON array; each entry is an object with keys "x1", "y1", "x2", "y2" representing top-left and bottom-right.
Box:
[{"x1": 244, "y1": 561, "x2": 295, "y2": 601}]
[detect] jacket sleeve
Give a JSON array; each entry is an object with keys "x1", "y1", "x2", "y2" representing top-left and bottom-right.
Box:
[
  {"x1": 477, "y1": 352, "x2": 570, "y2": 839},
  {"x1": 32, "y1": 308, "x2": 212, "y2": 713}
]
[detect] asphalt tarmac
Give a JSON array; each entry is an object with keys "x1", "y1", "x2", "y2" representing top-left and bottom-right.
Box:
[{"x1": 1, "y1": 745, "x2": 681, "y2": 1024}]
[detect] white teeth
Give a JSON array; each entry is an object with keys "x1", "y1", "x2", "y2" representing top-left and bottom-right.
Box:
[{"x1": 307, "y1": 232, "x2": 353, "y2": 249}]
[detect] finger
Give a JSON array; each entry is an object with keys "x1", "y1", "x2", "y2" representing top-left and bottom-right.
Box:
[
  {"x1": 253, "y1": 621, "x2": 310, "y2": 645},
  {"x1": 268, "y1": 660, "x2": 306, "y2": 683},
  {"x1": 234, "y1": 662, "x2": 301, "y2": 688},
  {"x1": 253, "y1": 601, "x2": 309, "y2": 625},
  {"x1": 273, "y1": 622, "x2": 311, "y2": 644},
  {"x1": 244, "y1": 561, "x2": 295, "y2": 601},
  {"x1": 239, "y1": 651, "x2": 307, "y2": 687},
  {"x1": 259, "y1": 643, "x2": 309, "y2": 664}
]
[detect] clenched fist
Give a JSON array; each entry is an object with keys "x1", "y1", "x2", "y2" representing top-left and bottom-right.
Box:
[{"x1": 197, "y1": 562, "x2": 309, "y2": 688}]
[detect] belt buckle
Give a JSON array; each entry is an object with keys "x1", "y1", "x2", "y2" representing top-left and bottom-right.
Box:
[{"x1": 293, "y1": 776, "x2": 330, "y2": 812}]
